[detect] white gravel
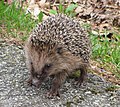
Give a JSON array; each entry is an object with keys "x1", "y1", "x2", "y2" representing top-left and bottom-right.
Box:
[{"x1": 0, "y1": 41, "x2": 120, "y2": 107}]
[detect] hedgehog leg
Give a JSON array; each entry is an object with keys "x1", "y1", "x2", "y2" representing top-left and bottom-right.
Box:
[
  {"x1": 47, "y1": 72, "x2": 67, "y2": 98},
  {"x1": 77, "y1": 66, "x2": 87, "y2": 86},
  {"x1": 26, "y1": 61, "x2": 34, "y2": 86}
]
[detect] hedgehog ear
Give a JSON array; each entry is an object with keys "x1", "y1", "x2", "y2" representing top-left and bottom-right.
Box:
[{"x1": 56, "y1": 47, "x2": 63, "y2": 54}]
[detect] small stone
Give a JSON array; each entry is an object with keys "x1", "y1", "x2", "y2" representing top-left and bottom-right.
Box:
[{"x1": 85, "y1": 91, "x2": 92, "y2": 95}]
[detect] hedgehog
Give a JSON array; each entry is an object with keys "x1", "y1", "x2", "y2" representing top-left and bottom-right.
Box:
[{"x1": 25, "y1": 14, "x2": 91, "y2": 97}]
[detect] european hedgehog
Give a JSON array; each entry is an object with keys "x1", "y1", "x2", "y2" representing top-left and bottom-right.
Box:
[{"x1": 25, "y1": 14, "x2": 91, "y2": 97}]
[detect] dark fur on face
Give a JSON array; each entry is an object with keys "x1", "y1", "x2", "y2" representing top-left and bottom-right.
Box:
[{"x1": 25, "y1": 42, "x2": 88, "y2": 97}]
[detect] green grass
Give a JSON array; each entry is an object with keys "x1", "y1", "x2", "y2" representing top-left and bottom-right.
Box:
[
  {"x1": 0, "y1": 1, "x2": 38, "y2": 40},
  {"x1": 50, "y1": 3, "x2": 78, "y2": 17},
  {"x1": 0, "y1": 1, "x2": 120, "y2": 79},
  {"x1": 91, "y1": 33, "x2": 120, "y2": 66},
  {"x1": 90, "y1": 30, "x2": 120, "y2": 78}
]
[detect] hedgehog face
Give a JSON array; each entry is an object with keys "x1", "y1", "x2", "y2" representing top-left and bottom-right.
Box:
[
  {"x1": 30, "y1": 46, "x2": 66, "y2": 87},
  {"x1": 29, "y1": 43, "x2": 83, "y2": 87},
  {"x1": 31, "y1": 62, "x2": 53, "y2": 87}
]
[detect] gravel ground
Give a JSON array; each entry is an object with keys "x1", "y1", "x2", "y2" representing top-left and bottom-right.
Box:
[{"x1": 0, "y1": 41, "x2": 120, "y2": 107}]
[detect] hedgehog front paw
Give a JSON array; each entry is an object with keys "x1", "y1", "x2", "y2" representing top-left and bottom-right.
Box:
[
  {"x1": 74, "y1": 78, "x2": 86, "y2": 87},
  {"x1": 46, "y1": 90, "x2": 60, "y2": 98}
]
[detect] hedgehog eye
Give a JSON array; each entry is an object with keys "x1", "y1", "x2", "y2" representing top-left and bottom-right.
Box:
[
  {"x1": 45, "y1": 63, "x2": 52, "y2": 69},
  {"x1": 41, "y1": 63, "x2": 52, "y2": 74}
]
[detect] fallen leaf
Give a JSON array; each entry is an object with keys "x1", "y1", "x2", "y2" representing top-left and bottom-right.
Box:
[
  {"x1": 84, "y1": 6, "x2": 93, "y2": 15},
  {"x1": 45, "y1": 2, "x2": 50, "y2": 9},
  {"x1": 75, "y1": 6, "x2": 84, "y2": 13},
  {"x1": 52, "y1": 6, "x2": 57, "y2": 11},
  {"x1": 38, "y1": 0, "x2": 47, "y2": 8}
]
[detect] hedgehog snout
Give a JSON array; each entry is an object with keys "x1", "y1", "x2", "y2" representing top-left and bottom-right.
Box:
[{"x1": 32, "y1": 78, "x2": 41, "y2": 87}]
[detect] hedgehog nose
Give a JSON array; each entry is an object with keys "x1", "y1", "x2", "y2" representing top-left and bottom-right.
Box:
[{"x1": 32, "y1": 78, "x2": 40, "y2": 87}]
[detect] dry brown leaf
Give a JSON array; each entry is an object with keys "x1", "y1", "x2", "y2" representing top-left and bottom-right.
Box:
[
  {"x1": 45, "y1": 2, "x2": 50, "y2": 8},
  {"x1": 38, "y1": 0, "x2": 47, "y2": 8},
  {"x1": 52, "y1": 6, "x2": 57, "y2": 11},
  {"x1": 90, "y1": 60, "x2": 120, "y2": 85},
  {"x1": 85, "y1": 6, "x2": 94, "y2": 15},
  {"x1": 38, "y1": 1, "x2": 50, "y2": 9},
  {"x1": 75, "y1": 6, "x2": 84, "y2": 13}
]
